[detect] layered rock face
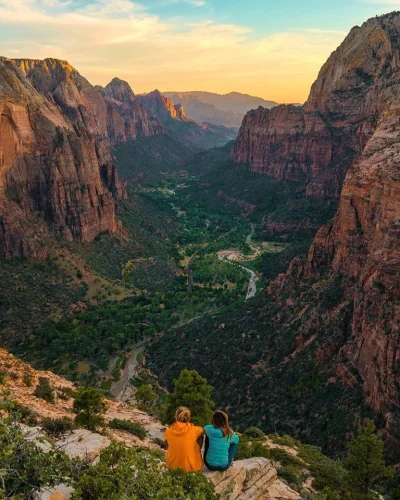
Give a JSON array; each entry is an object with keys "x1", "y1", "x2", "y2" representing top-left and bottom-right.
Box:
[
  {"x1": 0, "y1": 58, "x2": 121, "y2": 257},
  {"x1": 304, "y1": 108, "x2": 400, "y2": 425},
  {"x1": 232, "y1": 14, "x2": 400, "y2": 198},
  {"x1": 268, "y1": 12, "x2": 400, "y2": 440},
  {"x1": 138, "y1": 89, "x2": 188, "y2": 123},
  {"x1": 0, "y1": 58, "x2": 167, "y2": 258}
]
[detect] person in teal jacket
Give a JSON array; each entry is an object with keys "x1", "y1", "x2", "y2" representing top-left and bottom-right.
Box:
[{"x1": 204, "y1": 410, "x2": 240, "y2": 472}]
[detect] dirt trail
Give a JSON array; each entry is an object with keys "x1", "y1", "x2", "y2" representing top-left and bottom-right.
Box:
[{"x1": 109, "y1": 343, "x2": 145, "y2": 402}]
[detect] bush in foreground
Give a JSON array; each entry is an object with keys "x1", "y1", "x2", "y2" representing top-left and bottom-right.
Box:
[{"x1": 72, "y1": 443, "x2": 219, "y2": 500}]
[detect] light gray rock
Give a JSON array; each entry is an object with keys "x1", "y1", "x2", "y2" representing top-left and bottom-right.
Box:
[{"x1": 55, "y1": 429, "x2": 110, "y2": 461}]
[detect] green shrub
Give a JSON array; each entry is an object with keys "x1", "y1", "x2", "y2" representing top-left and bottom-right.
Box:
[
  {"x1": 0, "y1": 371, "x2": 8, "y2": 384},
  {"x1": 135, "y1": 384, "x2": 157, "y2": 409},
  {"x1": 73, "y1": 387, "x2": 107, "y2": 432},
  {"x1": 270, "y1": 448, "x2": 303, "y2": 467},
  {"x1": 108, "y1": 418, "x2": 147, "y2": 439},
  {"x1": 8, "y1": 401, "x2": 38, "y2": 426},
  {"x1": 0, "y1": 412, "x2": 73, "y2": 498},
  {"x1": 72, "y1": 443, "x2": 219, "y2": 500},
  {"x1": 42, "y1": 417, "x2": 74, "y2": 438},
  {"x1": 271, "y1": 434, "x2": 297, "y2": 448},
  {"x1": 277, "y1": 465, "x2": 303, "y2": 489},
  {"x1": 163, "y1": 369, "x2": 214, "y2": 426},
  {"x1": 33, "y1": 377, "x2": 55, "y2": 404},
  {"x1": 23, "y1": 373, "x2": 33, "y2": 387},
  {"x1": 244, "y1": 426, "x2": 265, "y2": 439}
]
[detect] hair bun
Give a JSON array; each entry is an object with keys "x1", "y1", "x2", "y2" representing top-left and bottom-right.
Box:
[{"x1": 175, "y1": 406, "x2": 191, "y2": 423}]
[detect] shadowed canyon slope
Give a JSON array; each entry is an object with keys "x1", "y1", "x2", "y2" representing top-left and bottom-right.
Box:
[{"x1": 232, "y1": 13, "x2": 400, "y2": 199}]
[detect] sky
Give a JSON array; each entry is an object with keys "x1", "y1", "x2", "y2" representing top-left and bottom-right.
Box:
[{"x1": 0, "y1": 0, "x2": 399, "y2": 103}]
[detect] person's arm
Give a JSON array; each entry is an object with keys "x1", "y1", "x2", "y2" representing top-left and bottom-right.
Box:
[
  {"x1": 228, "y1": 435, "x2": 239, "y2": 465},
  {"x1": 195, "y1": 426, "x2": 204, "y2": 451}
]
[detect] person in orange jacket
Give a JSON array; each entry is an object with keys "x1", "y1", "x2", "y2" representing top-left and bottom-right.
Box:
[{"x1": 164, "y1": 406, "x2": 204, "y2": 472}]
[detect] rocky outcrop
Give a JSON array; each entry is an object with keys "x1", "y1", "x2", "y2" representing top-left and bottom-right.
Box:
[
  {"x1": 138, "y1": 89, "x2": 188, "y2": 123},
  {"x1": 100, "y1": 78, "x2": 165, "y2": 141},
  {"x1": 204, "y1": 457, "x2": 299, "y2": 499},
  {"x1": 232, "y1": 13, "x2": 400, "y2": 198}
]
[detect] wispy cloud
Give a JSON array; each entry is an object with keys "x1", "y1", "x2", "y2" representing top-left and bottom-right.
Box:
[{"x1": 0, "y1": 0, "x2": 345, "y2": 102}]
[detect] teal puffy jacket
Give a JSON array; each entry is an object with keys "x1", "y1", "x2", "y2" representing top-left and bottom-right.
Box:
[{"x1": 204, "y1": 424, "x2": 239, "y2": 467}]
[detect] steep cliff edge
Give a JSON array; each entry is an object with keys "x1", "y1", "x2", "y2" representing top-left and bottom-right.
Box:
[
  {"x1": 266, "y1": 15, "x2": 400, "y2": 441},
  {"x1": 301, "y1": 103, "x2": 400, "y2": 432},
  {"x1": 0, "y1": 58, "x2": 122, "y2": 257},
  {"x1": 232, "y1": 13, "x2": 400, "y2": 198}
]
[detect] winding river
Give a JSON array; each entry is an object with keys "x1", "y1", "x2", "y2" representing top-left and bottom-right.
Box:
[{"x1": 217, "y1": 224, "x2": 258, "y2": 301}]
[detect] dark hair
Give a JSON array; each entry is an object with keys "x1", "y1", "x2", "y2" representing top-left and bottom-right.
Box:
[{"x1": 212, "y1": 410, "x2": 234, "y2": 437}]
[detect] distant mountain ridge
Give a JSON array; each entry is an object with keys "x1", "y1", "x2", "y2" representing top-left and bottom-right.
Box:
[
  {"x1": 163, "y1": 91, "x2": 278, "y2": 128},
  {"x1": 138, "y1": 90, "x2": 237, "y2": 147}
]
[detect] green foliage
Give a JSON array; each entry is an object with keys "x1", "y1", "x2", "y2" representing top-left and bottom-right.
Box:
[
  {"x1": 108, "y1": 419, "x2": 147, "y2": 439},
  {"x1": 270, "y1": 434, "x2": 297, "y2": 448},
  {"x1": 41, "y1": 417, "x2": 74, "y2": 438},
  {"x1": 0, "y1": 402, "x2": 74, "y2": 498},
  {"x1": 298, "y1": 444, "x2": 345, "y2": 493},
  {"x1": 71, "y1": 442, "x2": 219, "y2": 500},
  {"x1": 7, "y1": 401, "x2": 38, "y2": 426},
  {"x1": 73, "y1": 387, "x2": 107, "y2": 432},
  {"x1": 344, "y1": 420, "x2": 391, "y2": 498},
  {"x1": 0, "y1": 371, "x2": 8, "y2": 384},
  {"x1": 237, "y1": 440, "x2": 271, "y2": 460},
  {"x1": 33, "y1": 377, "x2": 55, "y2": 403},
  {"x1": 135, "y1": 384, "x2": 157, "y2": 409},
  {"x1": 277, "y1": 465, "x2": 303, "y2": 489},
  {"x1": 23, "y1": 373, "x2": 33, "y2": 387},
  {"x1": 164, "y1": 369, "x2": 214, "y2": 426},
  {"x1": 244, "y1": 426, "x2": 265, "y2": 439}
]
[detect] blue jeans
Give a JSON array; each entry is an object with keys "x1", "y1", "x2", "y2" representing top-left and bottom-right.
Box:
[{"x1": 204, "y1": 436, "x2": 239, "y2": 472}]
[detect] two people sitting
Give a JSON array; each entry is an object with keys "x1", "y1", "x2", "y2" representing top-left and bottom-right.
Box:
[{"x1": 165, "y1": 406, "x2": 239, "y2": 473}]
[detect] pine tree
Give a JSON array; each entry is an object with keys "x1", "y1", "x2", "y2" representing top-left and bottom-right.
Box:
[
  {"x1": 135, "y1": 384, "x2": 157, "y2": 409},
  {"x1": 164, "y1": 369, "x2": 214, "y2": 426},
  {"x1": 73, "y1": 386, "x2": 107, "y2": 432},
  {"x1": 344, "y1": 420, "x2": 391, "y2": 499}
]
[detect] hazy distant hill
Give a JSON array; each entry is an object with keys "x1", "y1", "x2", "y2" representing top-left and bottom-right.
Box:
[{"x1": 164, "y1": 91, "x2": 278, "y2": 128}]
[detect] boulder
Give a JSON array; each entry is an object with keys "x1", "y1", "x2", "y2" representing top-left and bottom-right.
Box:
[
  {"x1": 203, "y1": 457, "x2": 298, "y2": 500},
  {"x1": 55, "y1": 429, "x2": 110, "y2": 461}
]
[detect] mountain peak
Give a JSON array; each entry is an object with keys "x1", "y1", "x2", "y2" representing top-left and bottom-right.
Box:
[{"x1": 102, "y1": 77, "x2": 136, "y2": 103}]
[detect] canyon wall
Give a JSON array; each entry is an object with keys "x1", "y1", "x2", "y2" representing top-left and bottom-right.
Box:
[
  {"x1": 232, "y1": 14, "x2": 400, "y2": 198},
  {"x1": 0, "y1": 58, "x2": 166, "y2": 258}
]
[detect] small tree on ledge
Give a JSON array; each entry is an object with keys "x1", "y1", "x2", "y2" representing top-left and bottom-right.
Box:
[
  {"x1": 163, "y1": 369, "x2": 214, "y2": 426},
  {"x1": 73, "y1": 386, "x2": 107, "y2": 432}
]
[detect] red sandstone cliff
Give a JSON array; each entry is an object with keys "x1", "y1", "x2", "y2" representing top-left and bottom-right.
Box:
[
  {"x1": 267, "y1": 12, "x2": 400, "y2": 441},
  {"x1": 232, "y1": 14, "x2": 400, "y2": 198},
  {"x1": 0, "y1": 59, "x2": 172, "y2": 258}
]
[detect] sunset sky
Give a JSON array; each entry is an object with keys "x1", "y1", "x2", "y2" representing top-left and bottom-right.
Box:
[{"x1": 0, "y1": 0, "x2": 399, "y2": 103}]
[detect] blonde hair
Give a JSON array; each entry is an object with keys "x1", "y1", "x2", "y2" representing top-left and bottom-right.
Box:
[{"x1": 175, "y1": 406, "x2": 191, "y2": 423}]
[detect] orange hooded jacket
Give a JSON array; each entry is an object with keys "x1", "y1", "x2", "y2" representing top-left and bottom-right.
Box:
[{"x1": 165, "y1": 422, "x2": 204, "y2": 472}]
